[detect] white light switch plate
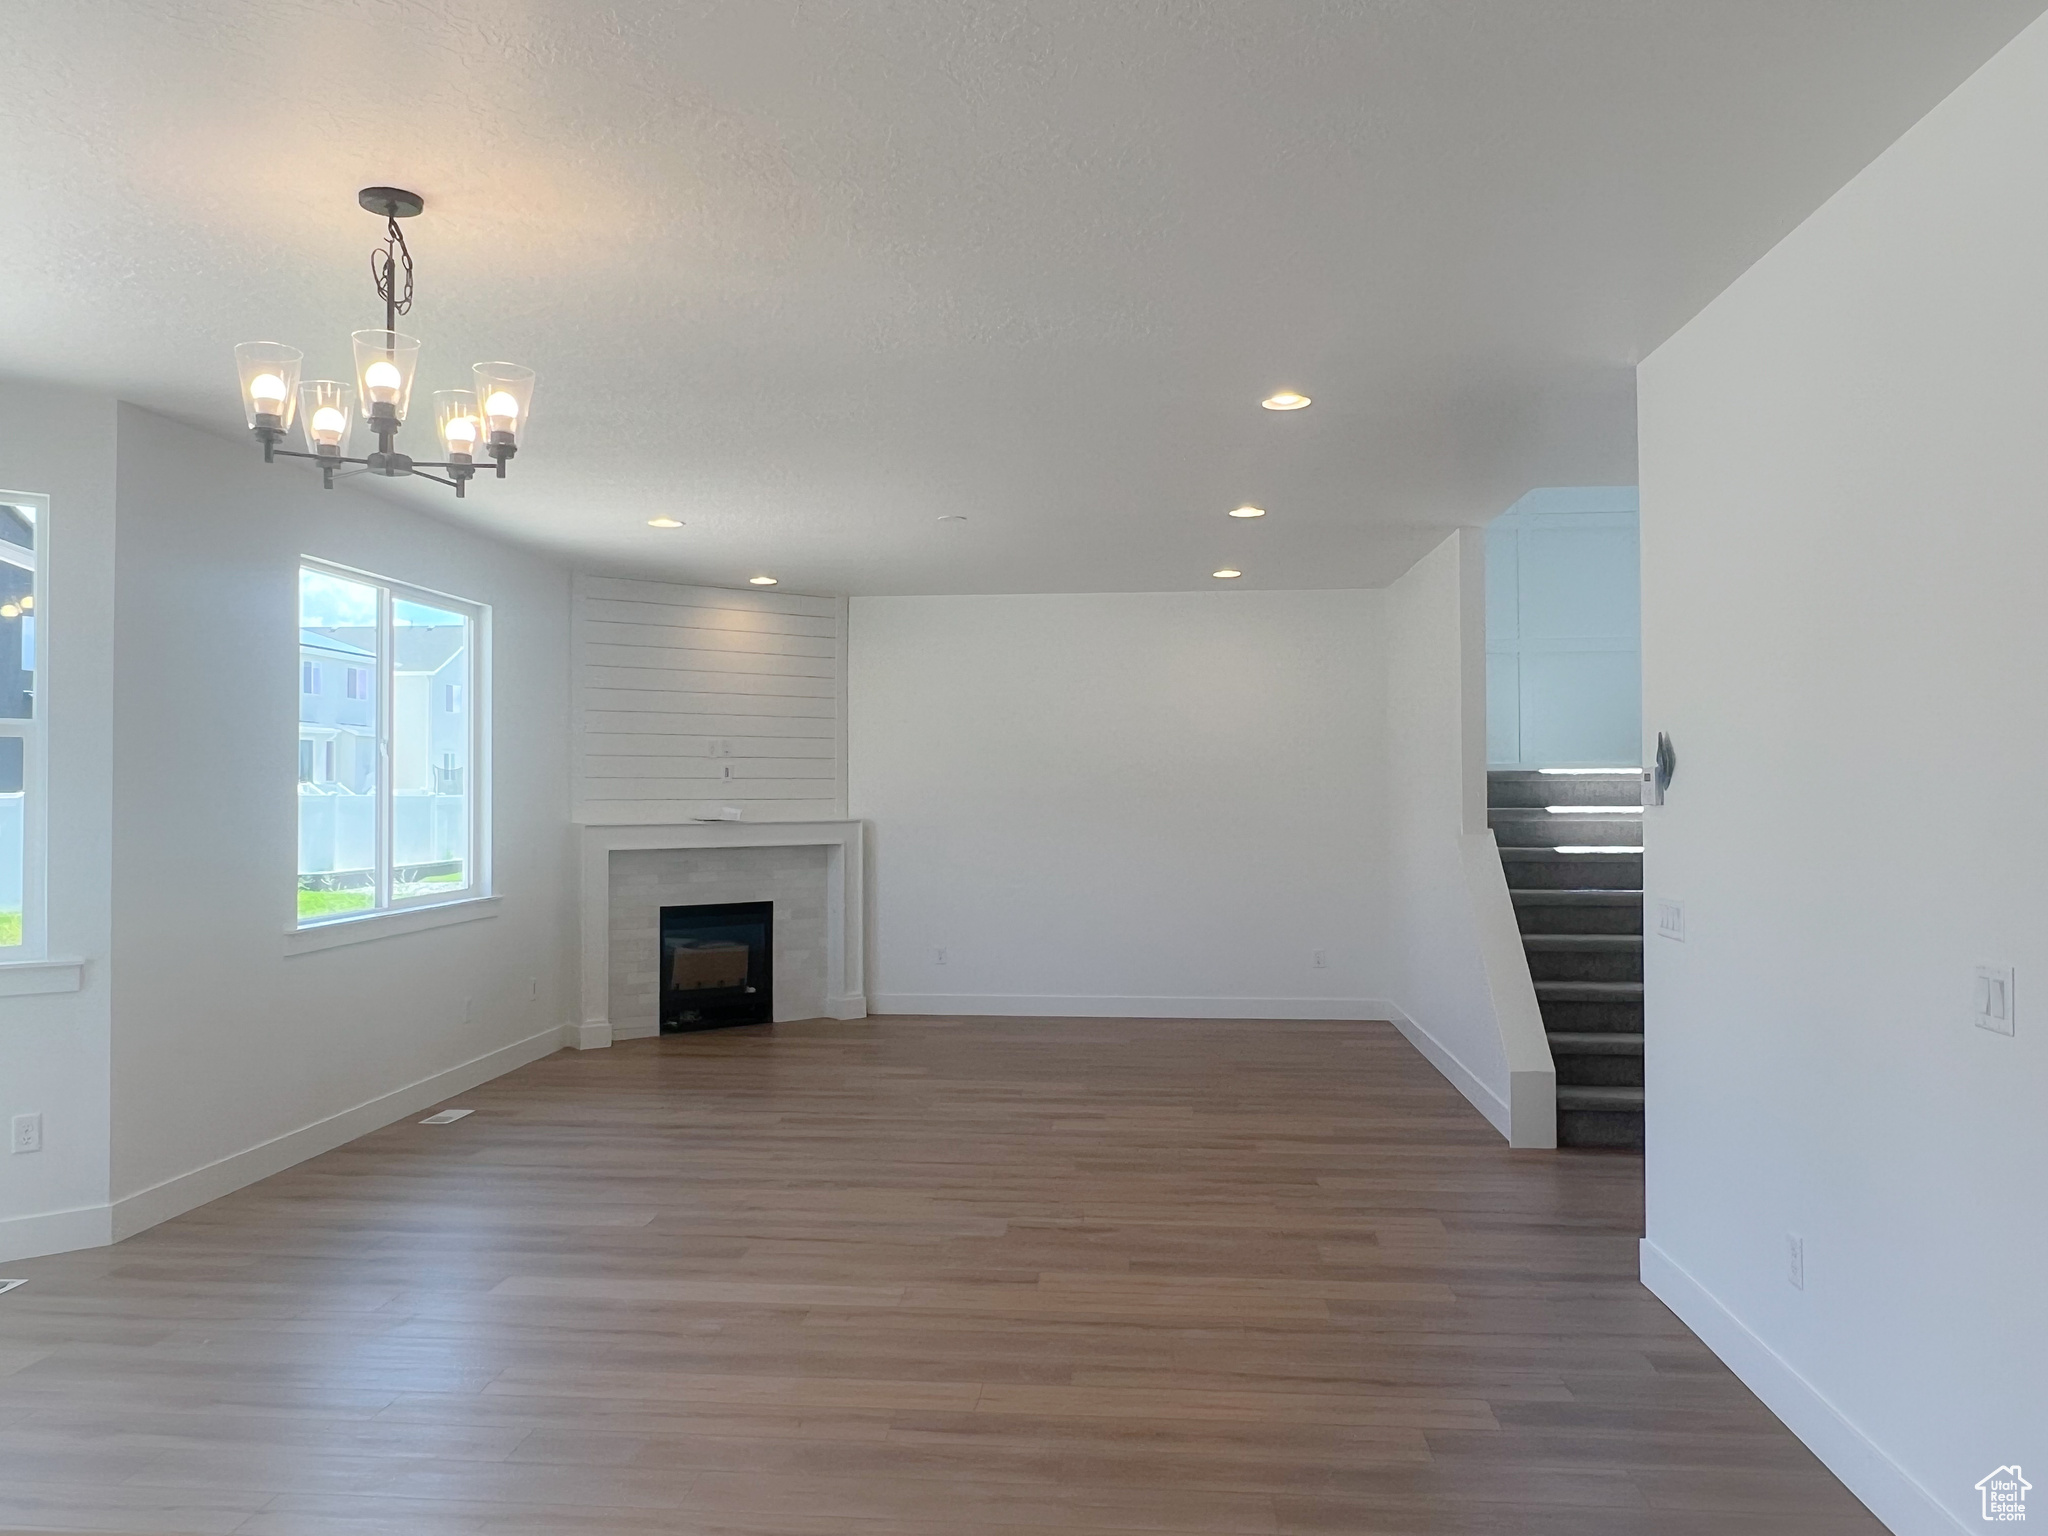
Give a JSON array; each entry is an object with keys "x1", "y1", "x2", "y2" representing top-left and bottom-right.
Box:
[{"x1": 1973, "y1": 964, "x2": 2016, "y2": 1036}]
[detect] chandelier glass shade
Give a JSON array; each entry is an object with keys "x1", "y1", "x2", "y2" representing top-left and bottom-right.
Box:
[
  {"x1": 235, "y1": 189, "x2": 533, "y2": 499},
  {"x1": 233, "y1": 342, "x2": 302, "y2": 434}
]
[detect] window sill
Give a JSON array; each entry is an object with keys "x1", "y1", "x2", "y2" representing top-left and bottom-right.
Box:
[
  {"x1": 0, "y1": 957, "x2": 87, "y2": 997},
  {"x1": 286, "y1": 894, "x2": 501, "y2": 956}
]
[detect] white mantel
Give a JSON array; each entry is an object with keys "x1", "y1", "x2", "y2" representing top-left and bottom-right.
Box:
[{"x1": 576, "y1": 820, "x2": 865, "y2": 1049}]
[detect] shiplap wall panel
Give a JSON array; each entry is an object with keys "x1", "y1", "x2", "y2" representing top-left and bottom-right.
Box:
[{"x1": 573, "y1": 575, "x2": 847, "y2": 824}]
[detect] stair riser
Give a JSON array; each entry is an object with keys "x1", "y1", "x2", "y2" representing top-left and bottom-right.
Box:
[
  {"x1": 1551, "y1": 1052, "x2": 1645, "y2": 1088},
  {"x1": 1489, "y1": 812, "x2": 1644, "y2": 848},
  {"x1": 1538, "y1": 997, "x2": 1644, "y2": 1032},
  {"x1": 1559, "y1": 1109, "x2": 1645, "y2": 1150},
  {"x1": 1498, "y1": 854, "x2": 1643, "y2": 890},
  {"x1": 1514, "y1": 904, "x2": 1643, "y2": 936},
  {"x1": 1525, "y1": 950, "x2": 1643, "y2": 983},
  {"x1": 1486, "y1": 773, "x2": 1642, "y2": 808}
]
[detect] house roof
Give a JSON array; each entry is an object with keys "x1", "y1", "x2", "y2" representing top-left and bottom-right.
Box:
[{"x1": 300, "y1": 629, "x2": 375, "y2": 660}]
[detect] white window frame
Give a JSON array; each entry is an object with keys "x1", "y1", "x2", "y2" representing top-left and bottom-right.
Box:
[
  {"x1": 294, "y1": 557, "x2": 491, "y2": 933},
  {"x1": 0, "y1": 492, "x2": 45, "y2": 960}
]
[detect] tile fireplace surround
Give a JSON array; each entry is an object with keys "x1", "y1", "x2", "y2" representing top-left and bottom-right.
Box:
[{"x1": 575, "y1": 820, "x2": 866, "y2": 1049}]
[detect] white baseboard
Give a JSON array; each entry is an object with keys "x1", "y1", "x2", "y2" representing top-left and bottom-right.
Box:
[
  {"x1": 107, "y1": 1024, "x2": 569, "y2": 1246},
  {"x1": 1640, "y1": 1238, "x2": 1962, "y2": 1536},
  {"x1": 0, "y1": 1201, "x2": 116, "y2": 1265},
  {"x1": 569, "y1": 1020, "x2": 612, "y2": 1050},
  {"x1": 1380, "y1": 1003, "x2": 1513, "y2": 1140},
  {"x1": 869, "y1": 993, "x2": 1395, "y2": 1021},
  {"x1": 827, "y1": 993, "x2": 868, "y2": 1020}
]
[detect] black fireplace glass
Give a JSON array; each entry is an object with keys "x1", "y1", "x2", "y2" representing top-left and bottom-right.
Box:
[{"x1": 660, "y1": 900, "x2": 773, "y2": 1032}]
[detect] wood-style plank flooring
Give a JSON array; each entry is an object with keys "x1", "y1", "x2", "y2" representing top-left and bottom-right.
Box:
[{"x1": 0, "y1": 1017, "x2": 1882, "y2": 1535}]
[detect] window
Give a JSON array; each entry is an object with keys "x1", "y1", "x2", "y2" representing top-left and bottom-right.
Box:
[
  {"x1": 298, "y1": 562, "x2": 485, "y2": 926},
  {"x1": 0, "y1": 493, "x2": 43, "y2": 954}
]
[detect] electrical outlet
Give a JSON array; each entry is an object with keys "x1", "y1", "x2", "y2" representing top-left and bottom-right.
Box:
[
  {"x1": 11, "y1": 1114, "x2": 41, "y2": 1154},
  {"x1": 1312, "y1": 950, "x2": 1327, "y2": 969},
  {"x1": 1973, "y1": 964, "x2": 2016, "y2": 1036},
  {"x1": 934, "y1": 947, "x2": 947, "y2": 966},
  {"x1": 1787, "y1": 1232, "x2": 1805, "y2": 1291},
  {"x1": 1655, "y1": 899, "x2": 1685, "y2": 942}
]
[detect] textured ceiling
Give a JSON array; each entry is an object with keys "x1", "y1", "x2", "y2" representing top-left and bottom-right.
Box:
[{"x1": 1, "y1": 1, "x2": 2041, "y2": 593}]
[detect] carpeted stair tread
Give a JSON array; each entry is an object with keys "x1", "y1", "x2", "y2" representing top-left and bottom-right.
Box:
[
  {"x1": 1556, "y1": 1084, "x2": 1645, "y2": 1111},
  {"x1": 1511, "y1": 889, "x2": 1642, "y2": 904},
  {"x1": 1546, "y1": 1031, "x2": 1645, "y2": 1054},
  {"x1": 1534, "y1": 980, "x2": 1643, "y2": 1000},
  {"x1": 1521, "y1": 934, "x2": 1643, "y2": 950},
  {"x1": 1498, "y1": 846, "x2": 1642, "y2": 860}
]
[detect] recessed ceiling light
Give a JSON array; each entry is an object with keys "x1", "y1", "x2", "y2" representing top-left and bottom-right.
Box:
[
  {"x1": 1261, "y1": 391, "x2": 1311, "y2": 411},
  {"x1": 749, "y1": 576, "x2": 778, "y2": 586},
  {"x1": 646, "y1": 517, "x2": 683, "y2": 528},
  {"x1": 1212, "y1": 568, "x2": 1242, "y2": 580},
  {"x1": 937, "y1": 514, "x2": 967, "y2": 522},
  {"x1": 1229, "y1": 505, "x2": 1266, "y2": 519}
]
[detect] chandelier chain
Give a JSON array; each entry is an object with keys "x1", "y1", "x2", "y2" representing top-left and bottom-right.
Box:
[{"x1": 370, "y1": 215, "x2": 414, "y2": 329}]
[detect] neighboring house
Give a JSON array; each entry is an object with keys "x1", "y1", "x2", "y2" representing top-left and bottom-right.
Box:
[
  {"x1": 394, "y1": 623, "x2": 469, "y2": 797},
  {"x1": 297, "y1": 629, "x2": 376, "y2": 792},
  {"x1": 303, "y1": 621, "x2": 470, "y2": 877}
]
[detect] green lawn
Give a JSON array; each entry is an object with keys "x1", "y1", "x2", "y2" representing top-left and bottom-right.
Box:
[
  {"x1": 298, "y1": 889, "x2": 373, "y2": 920},
  {"x1": 0, "y1": 910, "x2": 18, "y2": 947}
]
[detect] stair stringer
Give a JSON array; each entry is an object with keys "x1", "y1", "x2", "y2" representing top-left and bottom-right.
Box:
[{"x1": 1462, "y1": 831, "x2": 1557, "y2": 1149}]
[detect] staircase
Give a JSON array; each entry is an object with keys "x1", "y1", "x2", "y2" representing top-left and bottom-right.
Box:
[{"x1": 1487, "y1": 770, "x2": 1644, "y2": 1150}]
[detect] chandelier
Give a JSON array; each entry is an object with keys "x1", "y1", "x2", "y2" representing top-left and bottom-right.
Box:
[{"x1": 233, "y1": 188, "x2": 534, "y2": 499}]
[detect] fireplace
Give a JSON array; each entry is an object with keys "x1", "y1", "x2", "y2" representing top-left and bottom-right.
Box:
[{"x1": 660, "y1": 900, "x2": 773, "y2": 1032}]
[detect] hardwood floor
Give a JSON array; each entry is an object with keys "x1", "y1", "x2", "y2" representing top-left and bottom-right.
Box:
[{"x1": 0, "y1": 1017, "x2": 1881, "y2": 1535}]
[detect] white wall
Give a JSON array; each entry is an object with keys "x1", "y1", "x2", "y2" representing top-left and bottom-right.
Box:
[
  {"x1": 0, "y1": 380, "x2": 117, "y2": 1261},
  {"x1": 848, "y1": 590, "x2": 1389, "y2": 1016},
  {"x1": 1484, "y1": 486, "x2": 1641, "y2": 768},
  {"x1": 1638, "y1": 16, "x2": 2048, "y2": 1531},
  {"x1": 1384, "y1": 531, "x2": 1553, "y2": 1146},
  {"x1": 106, "y1": 405, "x2": 577, "y2": 1233}
]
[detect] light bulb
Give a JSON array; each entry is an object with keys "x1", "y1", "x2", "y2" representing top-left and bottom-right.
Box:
[
  {"x1": 443, "y1": 417, "x2": 479, "y2": 452},
  {"x1": 1261, "y1": 390, "x2": 1311, "y2": 411},
  {"x1": 364, "y1": 360, "x2": 403, "y2": 403},
  {"x1": 483, "y1": 390, "x2": 521, "y2": 429},
  {"x1": 249, "y1": 372, "x2": 287, "y2": 410},
  {"x1": 0, "y1": 605, "x2": 18, "y2": 619},
  {"x1": 17, "y1": 594, "x2": 30, "y2": 612},
  {"x1": 310, "y1": 405, "x2": 348, "y2": 446}
]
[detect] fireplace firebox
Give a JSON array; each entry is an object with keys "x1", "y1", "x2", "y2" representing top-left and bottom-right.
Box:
[{"x1": 659, "y1": 901, "x2": 773, "y2": 1032}]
